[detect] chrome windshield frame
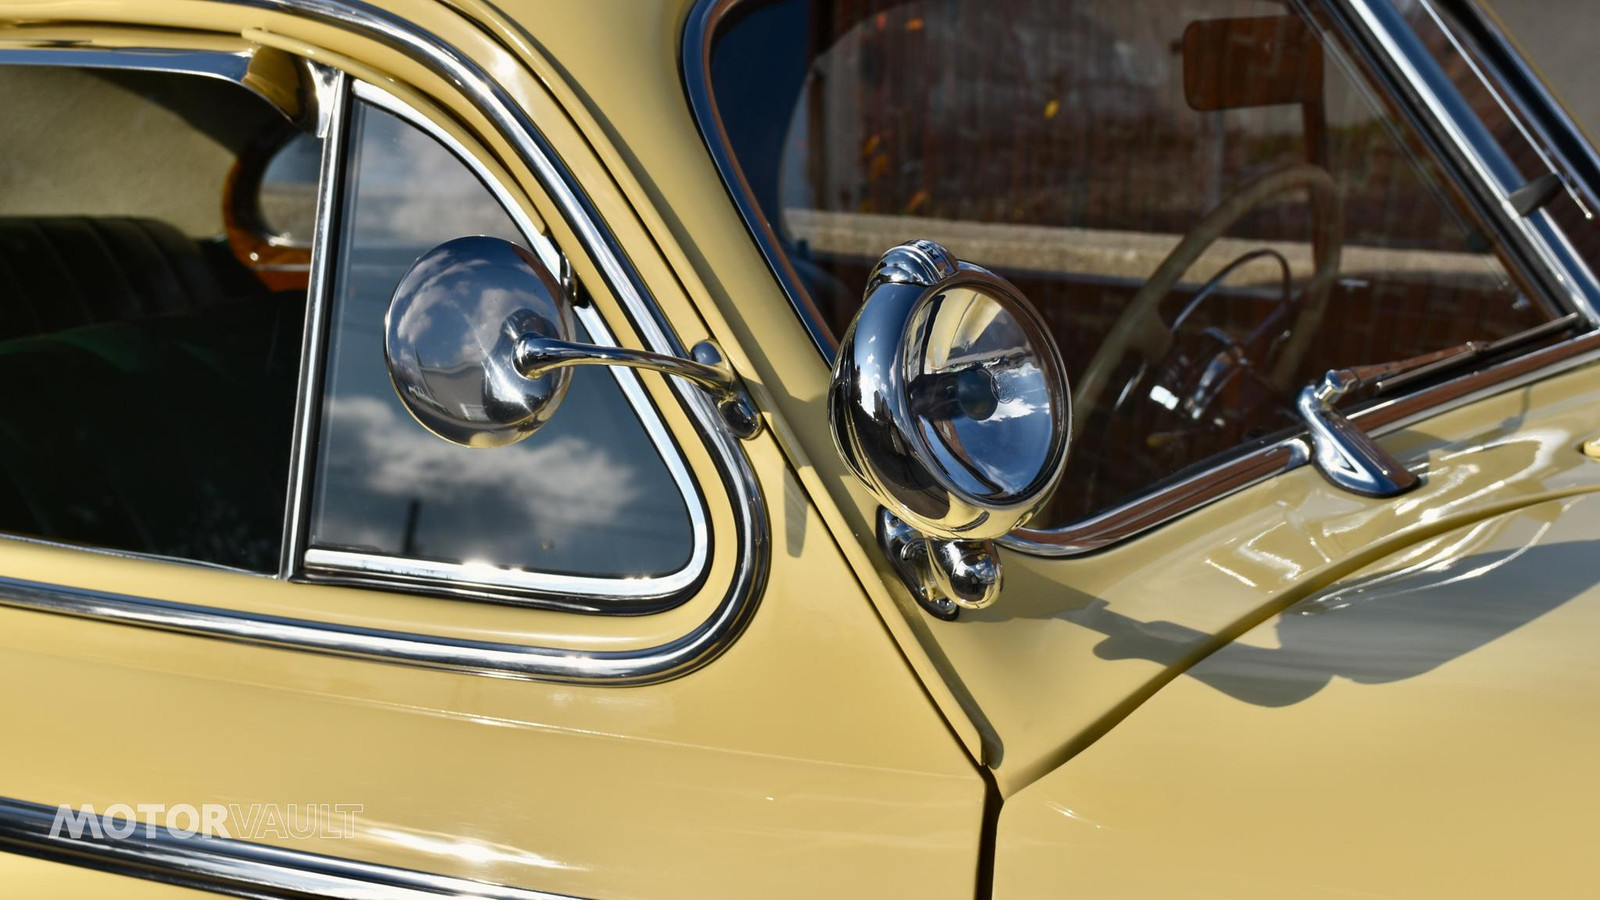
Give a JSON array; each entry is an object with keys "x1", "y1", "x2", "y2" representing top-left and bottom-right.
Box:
[{"x1": 682, "y1": 0, "x2": 1600, "y2": 558}]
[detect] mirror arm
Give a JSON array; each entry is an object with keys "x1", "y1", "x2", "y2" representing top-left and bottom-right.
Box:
[{"x1": 517, "y1": 335, "x2": 763, "y2": 439}]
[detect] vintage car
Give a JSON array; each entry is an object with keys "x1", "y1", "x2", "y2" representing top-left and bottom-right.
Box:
[{"x1": 0, "y1": 0, "x2": 1596, "y2": 896}]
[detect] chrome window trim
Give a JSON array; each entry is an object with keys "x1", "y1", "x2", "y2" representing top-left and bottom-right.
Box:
[
  {"x1": 0, "y1": 568, "x2": 741, "y2": 682},
  {"x1": 681, "y1": 0, "x2": 838, "y2": 359},
  {"x1": 1443, "y1": 0, "x2": 1600, "y2": 217},
  {"x1": 279, "y1": 64, "x2": 347, "y2": 579},
  {"x1": 0, "y1": 2, "x2": 768, "y2": 683},
  {"x1": 294, "y1": 79, "x2": 712, "y2": 609},
  {"x1": 682, "y1": 0, "x2": 1600, "y2": 558},
  {"x1": 0, "y1": 46, "x2": 300, "y2": 119},
  {"x1": 0, "y1": 794, "x2": 581, "y2": 900},
  {"x1": 1001, "y1": 328, "x2": 1600, "y2": 554},
  {"x1": 1334, "y1": 0, "x2": 1600, "y2": 322}
]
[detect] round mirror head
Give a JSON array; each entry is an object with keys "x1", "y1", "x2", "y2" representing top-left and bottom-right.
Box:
[
  {"x1": 384, "y1": 235, "x2": 574, "y2": 448},
  {"x1": 830, "y1": 241, "x2": 1070, "y2": 540}
]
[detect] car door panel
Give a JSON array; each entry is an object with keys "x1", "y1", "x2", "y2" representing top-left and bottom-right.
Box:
[
  {"x1": 0, "y1": 459, "x2": 985, "y2": 900},
  {"x1": 0, "y1": 5, "x2": 988, "y2": 899}
]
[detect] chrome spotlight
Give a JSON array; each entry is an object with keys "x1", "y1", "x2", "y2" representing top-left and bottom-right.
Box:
[{"x1": 829, "y1": 240, "x2": 1071, "y2": 619}]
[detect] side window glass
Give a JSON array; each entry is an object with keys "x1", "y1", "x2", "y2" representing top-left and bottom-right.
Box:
[
  {"x1": 307, "y1": 100, "x2": 698, "y2": 587},
  {"x1": 0, "y1": 64, "x2": 314, "y2": 570},
  {"x1": 709, "y1": 0, "x2": 1568, "y2": 525}
]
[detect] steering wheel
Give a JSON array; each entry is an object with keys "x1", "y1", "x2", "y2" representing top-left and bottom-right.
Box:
[{"x1": 1073, "y1": 164, "x2": 1343, "y2": 427}]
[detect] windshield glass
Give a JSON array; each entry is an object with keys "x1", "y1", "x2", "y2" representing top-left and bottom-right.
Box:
[{"x1": 704, "y1": 0, "x2": 1569, "y2": 526}]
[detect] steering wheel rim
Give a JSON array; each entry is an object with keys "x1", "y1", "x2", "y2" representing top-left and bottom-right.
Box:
[{"x1": 1073, "y1": 163, "x2": 1343, "y2": 427}]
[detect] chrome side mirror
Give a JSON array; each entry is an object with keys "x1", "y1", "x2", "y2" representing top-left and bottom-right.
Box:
[
  {"x1": 384, "y1": 236, "x2": 761, "y2": 448},
  {"x1": 829, "y1": 240, "x2": 1071, "y2": 619}
]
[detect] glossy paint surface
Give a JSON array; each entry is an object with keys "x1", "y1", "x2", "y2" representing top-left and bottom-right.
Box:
[
  {"x1": 0, "y1": 2, "x2": 984, "y2": 898},
  {"x1": 4, "y1": 0, "x2": 1600, "y2": 897},
  {"x1": 510, "y1": 0, "x2": 1600, "y2": 795},
  {"x1": 0, "y1": 464, "x2": 984, "y2": 899},
  {"x1": 961, "y1": 355, "x2": 1600, "y2": 792},
  {"x1": 996, "y1": 489, "x2": 1600, "y2": 896}
]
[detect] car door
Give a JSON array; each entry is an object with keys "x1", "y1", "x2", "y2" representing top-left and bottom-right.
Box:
[
  {"x1": 0, "y1": 6, "x2": 987, "y2": 899},
  {"x1": 677, "y1": 0, "x2": 1600, "y2": 890}
]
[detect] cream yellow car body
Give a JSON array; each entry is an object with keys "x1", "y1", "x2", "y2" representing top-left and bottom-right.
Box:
[{"x1": 0, "y1": 0, "x2": 1596, "y2": 897}]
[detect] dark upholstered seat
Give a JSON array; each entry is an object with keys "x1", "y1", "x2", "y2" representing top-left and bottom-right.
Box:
[
  {"x1": 0, "y1": 216, "x2": 261, "y2": 339},
  {"x1": 0, "y1": 217, "x2": 302, "y2": 570}
]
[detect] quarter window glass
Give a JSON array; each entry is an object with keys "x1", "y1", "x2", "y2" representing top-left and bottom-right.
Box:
[
  {"x1": 308, "y1": 102, "x2": 695, "y2": 580},
  {"x1": 0, "y1": 65, "x2": 312, "y2": 570},
  {"x1": 708, "y1": 0, "x2": 1566, "y2": 524}
]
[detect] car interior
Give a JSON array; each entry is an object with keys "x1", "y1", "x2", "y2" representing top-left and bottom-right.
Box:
[{"x1": 0, "y1": 65, "x2": 314, "y2": 571}]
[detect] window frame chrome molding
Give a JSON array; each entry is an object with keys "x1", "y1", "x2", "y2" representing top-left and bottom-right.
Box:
[
  {"x1": 279, "y1": 62, "x2": 347, "y2": 580},
  {"x1": 682, "y1": 0, "x2": 1600, "y2": 558},
  {"x1": 0, "y1": 2, "x2": 769, "y2": 683},
  {"x1": 0, "y1": 794, "x2": 581, "y2": 900},
  {"x1": 0, "y1": 46, "x2": 299, "y2": 117},
  {"x1": 681, "y1": 0, "x2": 839, "y2": 359},
  {"x1": 1330, "y1": 0, "x2": 1600, "y2": 323},
  {"x1": 290, "y1": 78, "x2": 714, "y2": 611},
  {"x1": 1442, "y1": 0, "x2": 1600, "y2": 219}
]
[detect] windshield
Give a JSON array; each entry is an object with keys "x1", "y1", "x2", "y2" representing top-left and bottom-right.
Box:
[{"x1": 702, "y1": 0, "x2": 1571, "y2": 526}]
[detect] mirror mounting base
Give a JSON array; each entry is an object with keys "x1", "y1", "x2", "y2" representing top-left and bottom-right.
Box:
[
  {"x1": 690, "y1": 341, "x2": 763, "y2": 439},
  {"x1": 878, "y1": 509, "x2": 1002, "y2": 620}
]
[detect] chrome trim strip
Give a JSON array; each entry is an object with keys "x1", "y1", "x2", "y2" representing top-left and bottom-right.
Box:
[
  {"x1": 0, "y1": 531, "x2": 271, "y2": 579},
  {"x1": 280, "y1": 65, "x2": 347, "y2": 581},
  {"x1": 296, "y1": 80, "x2": 711, "y2": 607},
  {"x1": 301, "y1": 546, "x2": 707, "y2": 614},
  {"x1": 681, "y1": 0, "x2": 837, "y2": 358},
  {"x1": 685, "y1": 0, "x2": 1600, "y2": 558},
  {"x1": 0, "y1": 46, "x2": 248, "y2": 74},
  {"x1": 0, "y1": 2, "x2": 768, "y2": 683},
  {"x1": 1444, "y1": 0, "x2": 1600, "y2": 216},
  {"x1": 0, "y1": 570, "x2": 724, "y2": 683},
  {"x1": 0, "y1": 795, "x2": 578, "y2": 900},
  {"x1": 1002, "y1": 329, "x2": 1600, "y2": 555},
  {"x1": 1336, "y1": 0, "x2": 1600, "y2": 323},
  {"x1": 1000, "y1": 441, "x2": 1312, "y2": 555},
  {"x1": 0, "y1": 46, "x2": 301, "y2": 120}
]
